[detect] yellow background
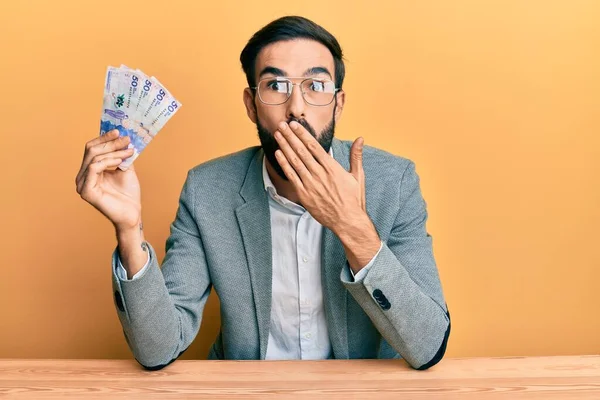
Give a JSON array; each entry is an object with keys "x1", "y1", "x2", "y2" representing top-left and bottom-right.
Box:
[{"x1": 0, "y1": 0, "x2": 598, "y2": 360}]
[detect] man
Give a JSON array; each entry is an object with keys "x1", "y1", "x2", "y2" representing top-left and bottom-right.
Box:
[{"x1": 75, "y1": 16, "x2": 450, "y2": 370}]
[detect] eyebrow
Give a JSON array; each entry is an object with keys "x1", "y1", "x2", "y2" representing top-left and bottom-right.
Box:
[{"x1": 258, "y1": 66, "x2": 333, "y2": 80}]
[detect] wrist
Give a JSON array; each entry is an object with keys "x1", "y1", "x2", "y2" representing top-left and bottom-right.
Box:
[
  {"x1": 332, "y1": 209, "x2": 373, "y2": 240},
  {"x1": 115, "y1": 221, "x2": 147, "y2": 279},
  {"x1": 115, "y1": 215, "x2": 144, "y2": 241},
  {"x1": 333, "y1": 212, "x2": 381, "y2": 273},
  {"x1": 114, "y1": 217, "x2": 142, "y2": 236}
]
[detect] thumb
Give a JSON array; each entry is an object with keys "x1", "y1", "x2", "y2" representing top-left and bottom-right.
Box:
[{"x1": 350, "y1": 137, "x2": 364, "y2": 177}]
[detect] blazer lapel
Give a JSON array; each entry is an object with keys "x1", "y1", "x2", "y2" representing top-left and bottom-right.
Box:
[
  {"x1": 321, "y1": 138, "x2": 350, "y2": 359},
  {"x1": 235, "y1": 148, "x2": 272, "y2": 360}
]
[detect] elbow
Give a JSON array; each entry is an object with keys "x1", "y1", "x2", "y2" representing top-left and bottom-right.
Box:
[
  {"x1": 137, "y1": 356, "x2": 177, "y2": 371},
  {"x1": 135, "y1": 349, "x2": 187, "y2": 371},
  {"x1": 126, "y1": 319, "x2": 191, "y2": 371},
  {"x1": 133, "y1": 349, "x2": 177, "y2": 370},
  {"x1": 123, "y1": 331, "x2": 179, "y2": 370},
  {"x1": 415, "y1": 310, "x2": 451, "y2": 371}
]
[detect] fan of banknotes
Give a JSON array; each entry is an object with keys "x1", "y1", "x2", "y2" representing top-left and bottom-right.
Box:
[{"x1": 100, "y1": 65, "x2": 181, "y2": 170}]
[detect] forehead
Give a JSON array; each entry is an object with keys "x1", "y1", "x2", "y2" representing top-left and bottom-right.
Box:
[{"x1": 256, "y1": 39, "x2": 334, "y2": 77}]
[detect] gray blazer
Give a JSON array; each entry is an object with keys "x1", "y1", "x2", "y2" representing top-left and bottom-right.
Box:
[{"x1": 111, "y1": 137, "x2": 451, "y2": 370}]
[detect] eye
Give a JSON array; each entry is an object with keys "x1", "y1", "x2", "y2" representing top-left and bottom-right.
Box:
[
  {"x1": 308, "y1": 80, "x2": 325, "y2": 92},
  {"x1": 266, "y1": 80, "x2": 288, "y2": 92}
]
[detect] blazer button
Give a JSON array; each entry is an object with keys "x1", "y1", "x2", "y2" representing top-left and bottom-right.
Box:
[
  {"x1": 381, "y1": 301, "x2": 391, "y2": 310},
  {"x1": 114, "y1": 291, "x2": 125, "y2": 312},
  {"x1": 372, "y1": 289, "x2": 391, "y2": 310}
]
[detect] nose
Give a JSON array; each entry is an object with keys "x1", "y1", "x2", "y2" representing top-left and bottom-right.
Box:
[{"x1": 285, "y1": 83, "x2": 306, "y2": 120}]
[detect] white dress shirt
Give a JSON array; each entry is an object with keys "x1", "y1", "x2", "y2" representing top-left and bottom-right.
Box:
[{"x1": 116, "y1": 147, "x2": 383, "y2": 360}]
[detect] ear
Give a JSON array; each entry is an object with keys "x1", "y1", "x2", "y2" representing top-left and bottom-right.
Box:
[
  {"x1": 334, "y1": 90, "x2": 345, "y2": 124},
  {"x1": 243, "y1": 87, "x2": 258, "y2": 124}
]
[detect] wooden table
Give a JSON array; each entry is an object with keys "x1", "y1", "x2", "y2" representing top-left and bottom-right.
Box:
[{"x1": 0, "y1": 356, "x2": 599, "y2": 399}]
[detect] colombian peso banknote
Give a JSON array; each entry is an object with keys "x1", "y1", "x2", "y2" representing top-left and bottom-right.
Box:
[{"x1": 100, "y1": 65, "x2": 181, "y2": 170}]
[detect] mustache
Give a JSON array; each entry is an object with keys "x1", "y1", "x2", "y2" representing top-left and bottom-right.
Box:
[
  {"x1": 285, "y1": 117, "x2": 316, "y2": 137},
  {"x1": 257, "y1": 115, "x2": 335, "y2": 181}
]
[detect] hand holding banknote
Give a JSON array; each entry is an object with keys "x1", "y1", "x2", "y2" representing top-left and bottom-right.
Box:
[
  {"x1": 76, "y1": 129, "x2": 141, "y2": 231},
  {"x1": 76, "y1": 65, "x2": 181, "y2": 233}
]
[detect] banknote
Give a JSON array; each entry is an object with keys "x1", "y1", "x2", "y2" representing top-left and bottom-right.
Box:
[
  {"x1": 139, "y1": 77, "x2": 172, "y2": 131},
  {"x1": 99, "y1": 66, "x2": 181, "y2": 170}
]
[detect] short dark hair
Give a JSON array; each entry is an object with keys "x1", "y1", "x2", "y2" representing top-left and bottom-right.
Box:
[{"x1": 240, "y1": 16, "x2": 345, "y2": 89}]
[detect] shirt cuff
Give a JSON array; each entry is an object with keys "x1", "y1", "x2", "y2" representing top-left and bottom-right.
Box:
[
  {"x1": 116, "y1": 250, "x2": 150, "y2": 281},
  {"x1": 349, "y1": 240, "x2": 384, "y2": 282}
]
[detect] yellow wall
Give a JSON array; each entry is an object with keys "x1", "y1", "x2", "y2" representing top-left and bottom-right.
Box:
[{"x1": 1, "y1": 0, "x2": 598, "y2": 360}]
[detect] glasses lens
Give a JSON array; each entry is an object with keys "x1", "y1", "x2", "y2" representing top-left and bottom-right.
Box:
[
  {"x1": 258, "y1": 78, "x2": 291, "y2": 105},
  {"x1": 301, "y1": 78, "x2": 336, "y2": 106}
]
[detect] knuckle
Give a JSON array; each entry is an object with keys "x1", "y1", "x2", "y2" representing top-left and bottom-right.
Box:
[
  {"x1": 80, "y1": 189, "x2": 91, "y2": 201},
  {"x1": 88, "y1": 146, "x2": 100, "y2": 157},
  {"x1": 88, "y1": 161, "x2": 101, "y2": 172}
]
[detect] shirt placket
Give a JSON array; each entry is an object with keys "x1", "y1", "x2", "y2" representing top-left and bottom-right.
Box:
[{"x1": 296, "y1": 211, "x2": 313, "y2": 359}]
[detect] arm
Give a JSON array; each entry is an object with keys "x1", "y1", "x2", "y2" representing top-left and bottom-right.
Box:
[
  {"x1": 111, "y1": 169, "x2": 212, "y2": 369},
  {"x1": 269, "y1": 122, "x2": 449, "y2": 369},
  {"x1": 339, "y1": 161, "x2": 450, "y2": 369}
]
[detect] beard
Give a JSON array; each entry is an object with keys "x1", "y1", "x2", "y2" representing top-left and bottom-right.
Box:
[{"x1": 257, "y1": 113, "x2": 335, "y2": 181}]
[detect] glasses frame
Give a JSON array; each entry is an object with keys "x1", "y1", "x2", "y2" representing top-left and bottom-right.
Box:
[{"x1": 250, "y1": 76, "x2": 341, "y2": 106}]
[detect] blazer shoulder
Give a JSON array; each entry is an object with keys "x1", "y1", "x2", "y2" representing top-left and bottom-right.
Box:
[
  {"x1": 175, "y1": 146, "x2": 260, "y2": 200},
  {"x1": 189, "y1": 146, "x2": 260, "y2": 173},
  {"x1": 185, "y1": 146, "x2": 261, "y2": 186}
]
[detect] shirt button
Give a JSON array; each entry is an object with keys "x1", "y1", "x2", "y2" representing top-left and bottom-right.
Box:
[
  {"x1": 305, "y1": 333, "x2": 312, "y2": 339},
  {"x1": 302, "y1": 256, "x2": 308, "y2": 263}
]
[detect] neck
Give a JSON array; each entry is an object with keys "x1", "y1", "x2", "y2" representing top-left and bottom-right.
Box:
[{"x1": 265, "y1": 158, "x2": 302, "y2": 205}]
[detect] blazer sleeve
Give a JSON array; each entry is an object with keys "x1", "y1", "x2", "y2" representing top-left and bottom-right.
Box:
[
  {"x1": 111, "y1": 169, "x2": 211, "y2": 370},
  {"x1": 340, "y1": 160, "x2": 451, "y2": 369}
]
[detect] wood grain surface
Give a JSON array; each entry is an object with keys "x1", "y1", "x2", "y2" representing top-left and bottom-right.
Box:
[{"x1": 0, "y1": 356, "x2": 599, "y2": 399}]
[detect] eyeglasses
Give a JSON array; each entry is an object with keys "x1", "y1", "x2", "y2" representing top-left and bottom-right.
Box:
[{"x1": 251, "y1": 77, "x2": 340, "y2": 106}]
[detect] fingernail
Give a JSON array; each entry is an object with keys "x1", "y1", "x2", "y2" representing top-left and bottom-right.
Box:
[
  {"x1": 289, "y1": 121, "x2": 299, "y2": 129},
  {"x1": 278, "y1": 121, "x2": 288, "y2": 131}
]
